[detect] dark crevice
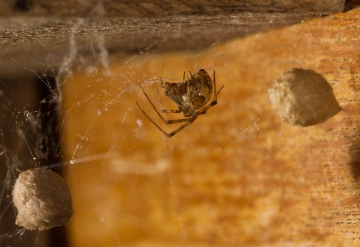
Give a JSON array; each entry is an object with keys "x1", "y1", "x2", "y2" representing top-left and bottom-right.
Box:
[
  {"x1": 34, "y1": 75, "x2": 69, "y2": 247},
  {"x1": 14, "y1": 0, "x2": 33, "y2": 11},
  {"x1": 0, "y1": 73, "x2": 69, "y2": 246},
  {"x1": 344, "y1": 0, "x2": 360, "y2": 12}
]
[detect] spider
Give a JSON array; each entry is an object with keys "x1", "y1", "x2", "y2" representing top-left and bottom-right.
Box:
[{"x1": 136, "y1": 69, "x2": 224, "y2": 138}]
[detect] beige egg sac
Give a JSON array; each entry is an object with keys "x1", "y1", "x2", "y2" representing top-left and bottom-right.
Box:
[
  {"x1": 268, "y1": 68, "x2": 341, "y2": 126},
  {"x1": 12, "y1": 169, "x2": 73, "y2": 231}
]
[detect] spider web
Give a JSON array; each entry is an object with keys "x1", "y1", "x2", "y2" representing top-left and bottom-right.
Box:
[
  {"x1": 0, "y1": 13, "x2": 118, "y2": 244},
  {"x1": 0, "y1": 2, "x2": 341, "y2": 246},
  {"x1": 0, "y1": 22, "x2": 242, "y2": 246}
]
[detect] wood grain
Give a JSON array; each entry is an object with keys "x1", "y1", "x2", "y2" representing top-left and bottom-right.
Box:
[
  {"x1": 0, "y1": 0, "x2": 344, "y2": 17},
  {"x1": 63, "y1": 8, "x2": 360, "y2": 246},
  {"x1": 0, "y1": 1, "x2": 347, "y2": 77}
]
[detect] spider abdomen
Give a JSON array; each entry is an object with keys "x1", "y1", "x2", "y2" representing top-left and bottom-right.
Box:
[
  {"x1": 136, "y1": 68, "x2": 223, "y2": 137},
  {"x1": 189, "y1": 69, "x2": 213, "y2": 109}
]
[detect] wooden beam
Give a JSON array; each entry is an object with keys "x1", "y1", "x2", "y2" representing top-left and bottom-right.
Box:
[{"x1": 63, "y1": 8, "x2": 360, "y2": 246}]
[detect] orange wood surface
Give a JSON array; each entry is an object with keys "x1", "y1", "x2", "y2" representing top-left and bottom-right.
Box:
[{"x1": 63, "y1": 8, "x2": 360, "y2": 246}]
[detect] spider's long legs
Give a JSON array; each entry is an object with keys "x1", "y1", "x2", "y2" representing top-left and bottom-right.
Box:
[
  {"x1": 155, "y1": 82, "x2": 182, "y2": 113},
  {"x1": 213, "y1": 70, "x2": 224, "y2": 97},
  {"x1": 166, "y1": 120, "x2": 194, "y2": 138},
  {"x1": 195, "y1": 72, "x2": 224, "y2": 116},
  {"x1": 213, "y1": 70, "x2": 216, "y2": 97},
  {"x1": 136, "y1": 69, "x2": 224, "y2": 138},
  {"x1": 137, "y1": 85, "x2": 192, "y2": 124},
  {"x1": 159, "y1": 77, "x2": 166, "y2": 88},
  {"x1": 137, "y1": 102, "x2": 176, "y2": 137},
  {"x1": 197, "y1": 101, "x2": 217, "y2": 115},
  {"x1": 217, "y1": 85, "x2": 224, "y2": 96},
  {"x1": 136, "y1": 102, "x2": 194, "y2": 138},
  {"x1": 197, "y1": 85, "x2": 224, "y2": 114}
]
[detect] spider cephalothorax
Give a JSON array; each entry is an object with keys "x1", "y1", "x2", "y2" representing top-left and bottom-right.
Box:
[{"x1": 136, "y1": 69, "x2": 224, "y2": 138}]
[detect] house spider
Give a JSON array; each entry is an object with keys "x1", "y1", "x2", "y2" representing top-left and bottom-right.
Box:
[{"x1": 136, "y1": 69, "x2": 224, "y2": 138}]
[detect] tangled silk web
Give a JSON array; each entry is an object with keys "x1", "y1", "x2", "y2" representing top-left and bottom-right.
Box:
[
  {"x1": 0, "y1": 8, "x2": 282, "y2": 246},
  {"x1": 0, "y1": 18, "x2": 126, "y2": 242}
]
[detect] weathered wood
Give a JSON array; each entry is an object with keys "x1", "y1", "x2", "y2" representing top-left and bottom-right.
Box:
[
  {"x1": 63, "y1": 8, "x2": 360, "y2": 247},
  {"x1": 0, "y1": 0, "x2": 347, "y2": 76},
  {"x1": 0, "y1": 0, "x2": 345, "y2": 17}
]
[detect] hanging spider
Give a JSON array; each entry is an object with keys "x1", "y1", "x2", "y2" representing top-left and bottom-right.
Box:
[{"x1": 136, "y1": 69, "x2": 224, "y2": 138}]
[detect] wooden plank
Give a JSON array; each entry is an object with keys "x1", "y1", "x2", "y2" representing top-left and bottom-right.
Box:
[
  {"x1": 0, "y1": 0, "x2": 345, "y2": 17},
  {"x1": 0, "y1": 0, "x2": 349, "y2": 76},
  {"x1": 63, "y1": 8, "x2": 360, "y2": 246}
]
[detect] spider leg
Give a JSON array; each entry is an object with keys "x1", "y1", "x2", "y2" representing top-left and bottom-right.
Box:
[
  {"x1": 155, "y1": 82, "x2": 182, "y2": 113},
  {"x1": 196, "y1": 100, "x2": 217, "y2": 115},
  {"x1": 213, "y1": 70, "x2": 216, "y2": 91},
  {"x1": 160, "y1": 77, "x2": 166, "y2": 88},
  {"x1": 217, "y1": 85, "x2": 224, "y2": 96},
  {"x1": 194, "y1": 73, "x2": 224, "y2": 115},
  {"x1": 197, "y1": 85, "x2": 224, "y2": 114},
  {"x1": 187, "y1": 74, "x2": 190, "y2": 105},
  {"x1": 138, "y1": 84, "x2": 191, "y2": 124},
  {"x1": 212, "y1": 70, "x2": 224, "y2": 99},
  {"x1": 136, "y1": 70, "x2": 224, "y2": 138},
  {"x1": 166, "y1": 120, "x2": 194, "y2": 138},
  {"x1": 136, "y1": 102, "x2": 195, "y2": 138}
]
